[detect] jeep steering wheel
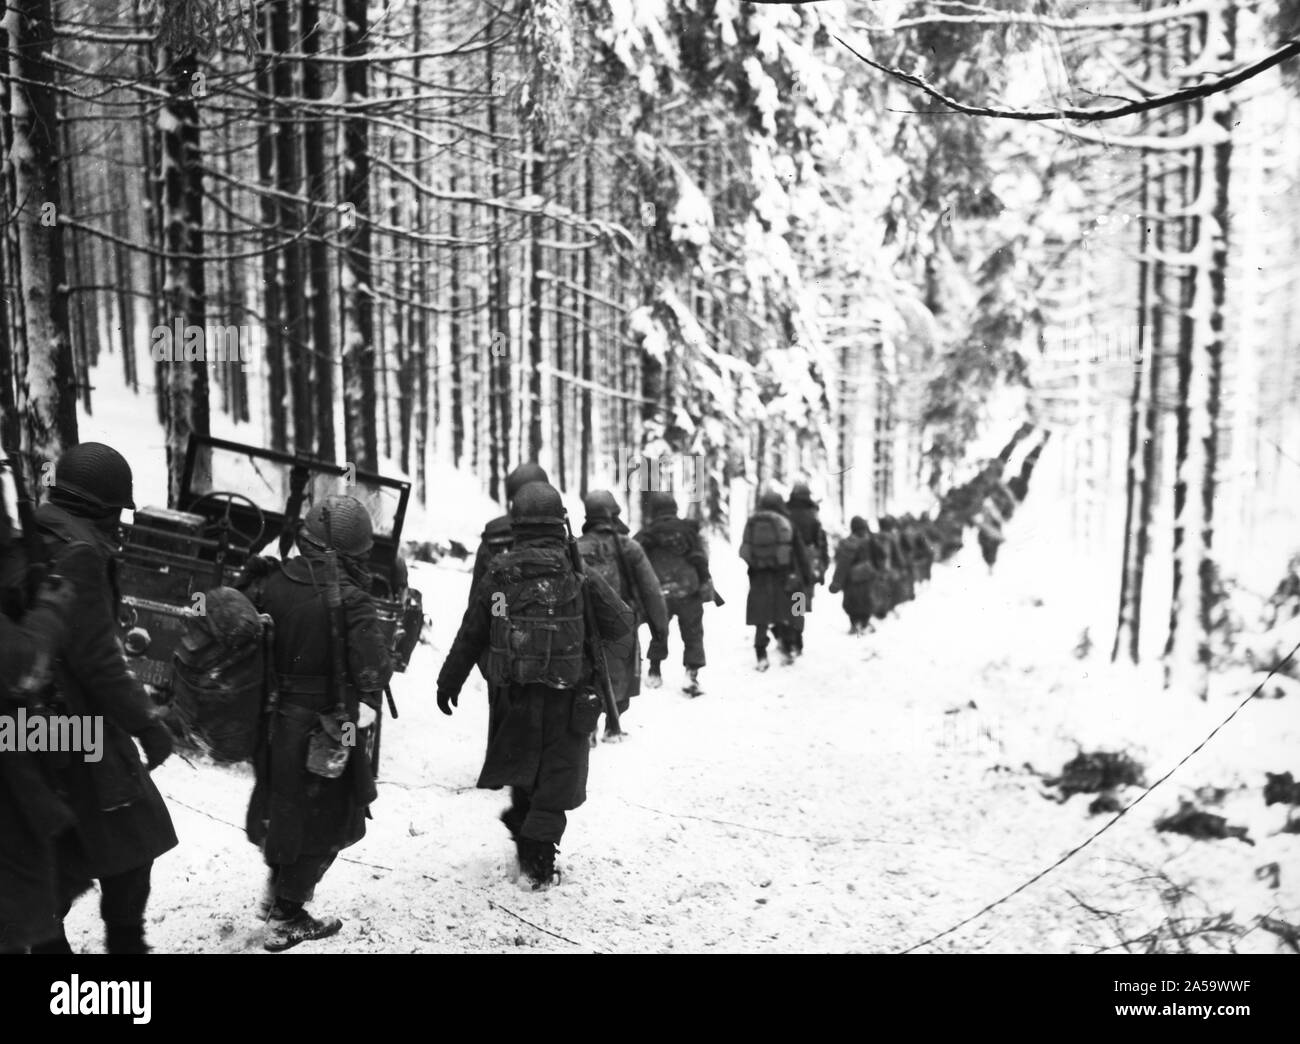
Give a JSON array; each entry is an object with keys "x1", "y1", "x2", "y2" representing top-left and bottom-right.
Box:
[{"x1": 191, "y1": 491, "x2": 267, "y2": 551}]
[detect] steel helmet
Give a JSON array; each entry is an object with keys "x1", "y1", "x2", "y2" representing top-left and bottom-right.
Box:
[
  {"x1": 54, "y1": 442, "x2": 136, "y2": 512},
  {"x1": 300, "y1": 494, "x2": 374, "y2": 556},
  {"x1": 509, "y1": 482, "x2": 566, "y2": 526},
  {"x1": 505, "y1": 463, "x2": 550, "y2": 501},
  {"x1": 646, "y1": 491, "x2": 678, "y2": 518},
  {"x1": 582, "y1": 489, "x2": 621, "y2": 521}
]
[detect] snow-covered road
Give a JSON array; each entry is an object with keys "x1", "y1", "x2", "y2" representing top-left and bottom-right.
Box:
[{"x1": 65, "y1": 507, "x2": 1300, "y2": 954}]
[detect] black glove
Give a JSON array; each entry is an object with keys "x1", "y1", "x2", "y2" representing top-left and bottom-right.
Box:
[
  {"x1": 237, "y1": 556, "x2": 276, "y2": 590},
  {"x1": 697, "y1": 579, "x2": 715, "y2": 602},
  {"x1": 436, "y1": 689, "x2": 458, "y2": 716},
  {"x1": 138, "y1": 724, "x2": 173, "y2": 770}
]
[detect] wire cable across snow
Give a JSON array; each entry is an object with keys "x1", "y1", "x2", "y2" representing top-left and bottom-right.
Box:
[{"x1": 895, "y1": 639, "x2": 1300, "y2": 954}]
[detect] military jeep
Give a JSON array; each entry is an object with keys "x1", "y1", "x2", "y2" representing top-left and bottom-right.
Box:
[{"x1": 117, "y1": 434, "x2": 423, "y2": 694}]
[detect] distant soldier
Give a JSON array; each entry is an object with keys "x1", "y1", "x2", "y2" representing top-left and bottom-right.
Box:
[
  {"x1": 1007, "y1": 433, "x2": 1049, "y2": 504},
  {"x1": 975, "y1": 495, "x2": 1006, "y2": 573},
  {"x1": 900, "y1": 514, "x2": 934, "y2": 585},
  {"x1": 238, "y1": 494, "x2": 393, "y2": 952},
  {"x1": 1268, "y1": 553, "x2": 1300, "y2": 627},
  {"x1": 634, "y1": 492, "x2": 714, "y2": 696},
  {"x1": 576, "y1": 490, "x2": 668, "y2": 736},
  {"x1": 931, "y1": 507, "x2": 965, "y2": 562},
  {"x1": 23, "y1": 443, "x2": 177, "y2": 955},
  {"x1": 866, "y1": 520, "x2": 898, "y2": 620},
  {"x1": 877, "y1": 516, "x2": 915, "y2": 609},
  {"x1": 914, "y1": 512, "x2": 940, "y2": 579},
  {"x1": 828, "y1": 516, "x2": 876, "y2": 635},
  {"x1": 784, "y1": 483, "x2": 828, "y2": 658},
  {"x1": 435, "y1": 482, "x2": 634, "y2": 888},
  {"x1": 740, "y1": 491, "x2": 812, "y2": 669},
  {"x1": 469, "y1": 462, "x2": 550, "y2": 598}
]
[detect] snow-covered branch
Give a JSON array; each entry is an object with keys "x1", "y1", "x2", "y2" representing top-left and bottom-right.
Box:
[{"x1": 835, "y1": 34, "x2": 1300, "y2": 123}]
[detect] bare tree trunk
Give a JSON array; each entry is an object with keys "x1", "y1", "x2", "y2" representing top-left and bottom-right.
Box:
[
  {"x1": 527, "y1": 124, "x2": 544, "y2": 463},
  {"x1": 409, "y1": 0, "x2": 429, "y2": 496},
  {"x1": 159, "y1": 45, "x2": 210, "y2": 501},
  {"x1": 135, "y1": 0, "x2": 165, "y2": 426},
  {"x1": 1113, "y1": 23, "x2": 1156, "y2": 664},
  {"x1": 110, "y1": 143, "x2": 138, "y2": 394},
  {"x1": 255, "y1": 12, "x2": 287, "y2": 451},
  {"x1": 1199, "y1": 2, "x2": 1236, "y2": 678},
  {"x1": 8, "y1": 0, "x2": 77, "y2": 461},
  {"x1": 485, "y1": 28, "x2": 508, "y2": 499},
  {"x1": 341, "y1": 0, "x2": 377, "y2": 471},
  {"x1": 301, "y1": 0, "x2": 335, "y2": 459},
  {"x1": 0, "y1": 29, "x2": 16, "y2": 450},
  {"x1": 579, "y1": 154, "x2": 593, "y2": 497},
  {"x1": 58, "y1": 113, "x2": 90, "y2": 413},
  {"x1": 269, "y1": 0, "x2": 311, "y2": 455},
  {"x1": 1164, "y1": 16, "x2": 1210, "y2": 697},
  {"x1": 449, "y1": 170, "x2": 464, "y2": 470},
  {"x1": 552, "y1": 164, "x2": 566, "y2": 489}
]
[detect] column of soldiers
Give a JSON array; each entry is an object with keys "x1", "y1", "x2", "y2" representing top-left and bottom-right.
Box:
[
  {"x1": 2, "y1": 435, "x2": 1047, "y2": 954},
  {"x1": 827, "y1": 513, "x2": 938, "y2": 635},
  {"x1": 826, "y1": 431, "x2": 1050, "y2": 631}
]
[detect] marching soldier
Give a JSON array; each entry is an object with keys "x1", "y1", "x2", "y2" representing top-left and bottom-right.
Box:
[
  {"x1": 468, "y1": 462, "x2": 550, "y2": 596},
  {"x1": 238, "y1": 494, "x2": 393, "y2": 952},
  {"x1": 877, "y1": 516, "x2": 915, "y2": 610},
  {"x1": 740, "y1": 491, "x2": 812, "y2": 669},
  {"x1": 435, "y1": 482, "x2": 633, "y2": 888},
  {"x1": 785, "y1": 483, "x2": 828, "y2": 658},
  {"x1": 0, "y1": 492, "x2": 85, "y2": 953},
  {"x1": 975, "y1": 495, "x2": 1007, "y2": 573},
  {"x1": 828, "y1": 516, "x2": 876, "y2": 635},
  {"x1": 24, "y1": 443, "x2": 178, "y2": 955},
  {"x1": 634, "y1": 492, "x2": 714, "y2": 696},
  {"x1": 576, "y1": 490, "x2": 668, "y2": 738}
]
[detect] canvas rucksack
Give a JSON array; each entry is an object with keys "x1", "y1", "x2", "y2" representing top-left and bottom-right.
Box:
[
  {"x1": 171, "y1": 585, "x2": 268, "y2": 762},
  {"x1": 578, "y1": 532, "x2": 624, "y2": 601},
  {"x1": 486, "y1": 546, "x2": 586, "y2": 688},
  {"x1": 637, "y1": 518, "x2": 702, "y2": 600},
  {"x1": 741, "y1": 512, "x2": 793, "y2": 571}
]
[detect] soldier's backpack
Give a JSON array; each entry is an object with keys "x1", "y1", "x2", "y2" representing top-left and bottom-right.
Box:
[
  {"x1": 170, "y1": 586, "x2": 268, "y2": 762},
  {"x1": 637, "y1": 518, "x2": 702, "y2": 600},
  {"x1": 578, "y1": 532, "x2": 625, "y2": 600},
  {"x1": 486, "y1": 546, "x2": 586, "y2": 688},
  {"x1": 740, "y1": 512, "x2": 793, "y2": 571}
]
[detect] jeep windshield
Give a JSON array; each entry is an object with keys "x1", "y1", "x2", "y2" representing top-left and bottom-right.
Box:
[{"x1": 178, "y1": 436, "x2": 410, "y2": 563}]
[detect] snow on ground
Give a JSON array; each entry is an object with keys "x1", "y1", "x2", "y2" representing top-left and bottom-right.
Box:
[
  {"x1": 57, "y1": 493, "x2": 1299, "y2": 954},
  {"x1": 60, "y1": 374, "x2": 1300, "y2": 952}
]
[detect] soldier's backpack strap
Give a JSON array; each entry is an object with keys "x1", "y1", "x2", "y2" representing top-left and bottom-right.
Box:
[{"x1": 611, "y1": 534, "x2": 643, "y2": 620}]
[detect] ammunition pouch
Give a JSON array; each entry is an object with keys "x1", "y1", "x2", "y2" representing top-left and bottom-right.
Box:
[
  {"x1": 305, "y1": 710, "x2": 352, "y2": 779},
  {"x1": 277, "y1": 676, "x2": 360, "y2": 779}
]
